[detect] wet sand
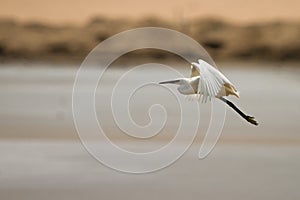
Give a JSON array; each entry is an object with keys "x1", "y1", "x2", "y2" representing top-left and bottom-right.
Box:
[{"x1": 0, "y1": 62, "x2": 299, "y2": 199}]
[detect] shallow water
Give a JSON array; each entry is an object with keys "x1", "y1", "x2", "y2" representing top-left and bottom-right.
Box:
[
  {"x1": 0, "y1": 62, "x2": 299, "y2": 200},
  {"x1": 0, "y1": 62, "x2": 299, "y2": 141},
  {"x1": 0, "y1": 141, "x2": 299, "y2": 200}
]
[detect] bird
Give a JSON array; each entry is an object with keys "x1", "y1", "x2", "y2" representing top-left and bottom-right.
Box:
[{"x1": 159, "y1": 59, "x2": 258, "y2": 126}]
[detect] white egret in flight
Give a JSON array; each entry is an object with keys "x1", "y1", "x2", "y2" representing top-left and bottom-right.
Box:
[{"x1": 159, "y1": 59, "x2": 258, "y2": 125}]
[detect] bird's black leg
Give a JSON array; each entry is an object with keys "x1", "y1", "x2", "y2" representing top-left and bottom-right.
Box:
[{"x1": 218, "y1": 97, "x2": 258, "y2": 126}]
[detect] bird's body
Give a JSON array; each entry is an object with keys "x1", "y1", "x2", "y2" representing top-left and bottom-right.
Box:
[
  {"x1": 173, "y1": 77, "x2": 199, "y2": 95},
  {"x1": 159, "y1": 59, "x2": 258, "y2": 125}
]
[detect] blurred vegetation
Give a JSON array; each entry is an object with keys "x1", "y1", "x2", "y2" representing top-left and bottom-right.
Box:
[{"x1": 0, "y1": 17, "x2": 299, "y2": 63}]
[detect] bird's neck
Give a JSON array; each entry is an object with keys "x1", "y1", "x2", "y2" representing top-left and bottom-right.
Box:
[{"x1": 178, "y1": 77, "x2": 199, "y2": 95}]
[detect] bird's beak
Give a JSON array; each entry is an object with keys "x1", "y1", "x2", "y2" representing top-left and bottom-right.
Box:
[{"x1": 159, "y1": 79, "x2": 180, "y2": 84}]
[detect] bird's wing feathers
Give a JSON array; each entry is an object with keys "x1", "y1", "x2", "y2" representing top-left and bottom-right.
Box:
[{"x1": 193, "y1": 59, "x2": 233, "y2": 102}]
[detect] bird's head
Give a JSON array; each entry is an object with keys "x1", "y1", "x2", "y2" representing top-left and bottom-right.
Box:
[{"x1": 159, "y1": 78, "x2": 195, "y2": 95}]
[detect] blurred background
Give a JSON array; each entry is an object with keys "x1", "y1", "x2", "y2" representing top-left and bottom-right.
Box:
[{"x1": 0, "y1": 0, "x2": 299, "y2": 200}]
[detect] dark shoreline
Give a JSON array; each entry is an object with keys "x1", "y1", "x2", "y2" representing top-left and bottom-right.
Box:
[{"x1": 0, "y1": 17, "x2": 300, "y2": 63}]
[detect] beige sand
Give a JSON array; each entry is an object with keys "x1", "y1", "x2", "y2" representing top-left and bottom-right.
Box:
[{"x1": 1, "y1": 0, "x2": 300, "y2": 24}]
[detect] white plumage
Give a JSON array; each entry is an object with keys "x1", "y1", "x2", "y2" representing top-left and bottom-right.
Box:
[
  {"x1": 159, "y1": 59, "x2": 239, "y2": 102},
  {"x1": 191, "y1": 59, "x2": 239, "y2": 102},
  {"x1": 159, "y1": 59, "x2": 258, "y2": 125}
]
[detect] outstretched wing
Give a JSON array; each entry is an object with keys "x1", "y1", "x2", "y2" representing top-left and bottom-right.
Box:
[{"x1": 192, "y1": 59, "x2": 238, "y2": 102}]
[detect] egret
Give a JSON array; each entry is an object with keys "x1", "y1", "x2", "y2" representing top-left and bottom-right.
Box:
[{"x1": 159, "y1": 59, "x2": 258, "y2": 126}]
